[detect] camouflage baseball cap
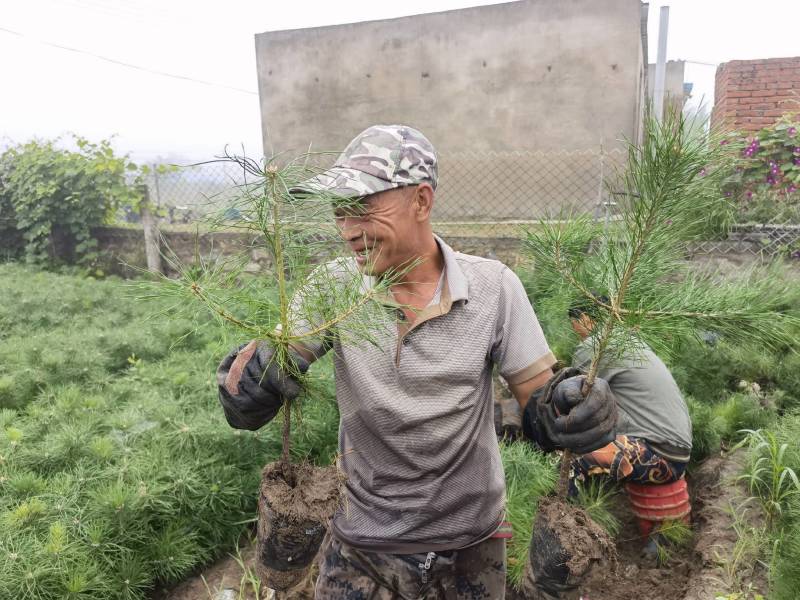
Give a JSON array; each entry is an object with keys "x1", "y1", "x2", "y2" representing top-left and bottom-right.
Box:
[{"x1": 293, "y1": 124, "x2": 438, "y2": 199}]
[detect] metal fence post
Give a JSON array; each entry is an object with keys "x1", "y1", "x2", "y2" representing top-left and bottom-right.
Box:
[
  {"x1": 152, "y1": 163, "x2": 162, "y2": 208},
  {"x1": 138, "y1": 184, "x2": 162, "y2": 274}
]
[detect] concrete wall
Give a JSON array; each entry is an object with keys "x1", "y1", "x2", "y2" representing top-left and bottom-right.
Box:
[
  {"x1": 647, "y1": 60, "x2": 687, "y2": 111},
  {"x1": 254, "y1": 0, "x2": 646, "y2": 219}
]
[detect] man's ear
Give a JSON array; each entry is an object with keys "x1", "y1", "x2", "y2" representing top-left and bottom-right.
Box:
[{"x1": 412, "y1": 183, "x2": 435, "y2": 222}]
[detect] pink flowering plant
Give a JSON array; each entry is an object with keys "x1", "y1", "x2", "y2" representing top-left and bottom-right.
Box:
[{"x1": 722, "y1": 114, "x2": 800, "y2": 216}]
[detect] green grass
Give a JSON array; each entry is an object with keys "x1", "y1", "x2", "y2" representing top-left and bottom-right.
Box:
[
  {"x1": 739, "y1": 414, "x2": 800, "y2": 599},
  {"x1": 501, "y1": 441, "x2": 558, "y2": 588},
  {"x1": 0, "y1": 264, "x2": 340, "y2": 599}
]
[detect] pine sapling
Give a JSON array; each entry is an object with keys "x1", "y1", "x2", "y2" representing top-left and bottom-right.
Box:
[
  {"x1": 135, "y1": 150, "x2": 411, "y2": 590},
  {"x1": 522, "y1": 107, "x2": 800, "y2": 593}
]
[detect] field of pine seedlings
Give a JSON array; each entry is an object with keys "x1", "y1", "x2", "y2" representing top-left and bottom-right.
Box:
[{"x1": 1, "y1": 261, "x2": 799, "y2": 599}]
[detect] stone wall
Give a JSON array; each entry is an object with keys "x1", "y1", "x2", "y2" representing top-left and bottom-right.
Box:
[
  {"x1": 88, "y1": 226, "x2": 526, "y2": 277},
  {"x1": 77, "y1": 225, "x2": 796, "y2": 279}
]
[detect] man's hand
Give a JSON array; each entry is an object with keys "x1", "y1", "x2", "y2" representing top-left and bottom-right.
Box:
[
  {"x1": 216, "y1": 341, "x2": 309, "y2": 430},
  {"x1": 522, "y1": 368, "x2": 617, "y2": 454}
]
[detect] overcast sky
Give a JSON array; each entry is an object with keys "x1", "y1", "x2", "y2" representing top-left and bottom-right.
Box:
[{"x1": 1, "y1": 0, "x2": 798, "y2": 162}]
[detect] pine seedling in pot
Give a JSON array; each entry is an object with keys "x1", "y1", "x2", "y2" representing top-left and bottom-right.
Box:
[
  {"x1": 136, "y1": 151, "x2": 411, "y2": 591},
  {"x1": 521, "y1": 109, "x2": 800, "y2": 597}
]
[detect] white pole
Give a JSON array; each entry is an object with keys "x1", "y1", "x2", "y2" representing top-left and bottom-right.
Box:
[{"x1": 653, "y1": 5, "x2": 670, "y2": 121}]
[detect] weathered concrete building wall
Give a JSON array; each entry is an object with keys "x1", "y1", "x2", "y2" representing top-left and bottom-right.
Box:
[
  {"x1": 647, "y1": 60, "x2": 688, "y2": 111},
  {"x1": 254, "y1": 0, "x2": 646, "y2": 220}
]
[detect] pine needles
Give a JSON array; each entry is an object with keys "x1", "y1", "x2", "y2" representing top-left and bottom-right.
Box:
[
  {"x1": 134, "y1": 151, "x2": 410, "y2": 469},
  {"x1": 0, "y1": 265, "x2": 340, "y2": 599},
  {"x1": 501, "y1": 441, "x2": 558, "y2": 587},
  {"x1": 522, "y1": 109, "x2": 800, "y2": 495}
]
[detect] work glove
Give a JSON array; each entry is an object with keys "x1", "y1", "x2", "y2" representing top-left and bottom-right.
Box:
[
  {"x1": 216, "y1": 340, "x2": 309, "y2": 431},
  {"x1": 522, "y1": 368, "x2": 617, "y2": 455}
]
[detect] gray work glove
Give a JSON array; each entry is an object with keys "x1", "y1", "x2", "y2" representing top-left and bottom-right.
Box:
[
  {"x1": 524, "y1": 368, "x2": 617, "y2": 455},
  {"x1": 216, "y1": 341, "x2": 309, "y2": 431}
]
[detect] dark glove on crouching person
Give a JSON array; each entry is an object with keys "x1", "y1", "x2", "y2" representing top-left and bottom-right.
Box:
[
  {"x1": 522, "y1": 367, "x2": 617, "y2": 455},
  {"x1": 216, "y1": 340, "x2": 309, "y2": 430}
]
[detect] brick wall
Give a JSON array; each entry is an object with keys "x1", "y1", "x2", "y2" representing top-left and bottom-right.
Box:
[{"x1": 712, "y1": 57, "x2": 800, "y2": 132}]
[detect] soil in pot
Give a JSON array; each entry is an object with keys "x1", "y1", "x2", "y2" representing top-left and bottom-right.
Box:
[
  {"x1": 256, "y1": 460, "x2": 341, "y2": 591},
  {"x1": 523, "y1": 497, "x2": 617, "y2": 599}
]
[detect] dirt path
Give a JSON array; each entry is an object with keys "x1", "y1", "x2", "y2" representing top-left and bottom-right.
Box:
[{"x1": 529, "y1": 450, "x2": 768, "y2": 600}]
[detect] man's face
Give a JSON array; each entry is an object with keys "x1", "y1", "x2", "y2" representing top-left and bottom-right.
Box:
[
  {"x1": 570, "y1": 314, "x2": 595, "y2": 339},
  {"x1": 333, "y1": 186, "x2": 421, "y2": 276}
]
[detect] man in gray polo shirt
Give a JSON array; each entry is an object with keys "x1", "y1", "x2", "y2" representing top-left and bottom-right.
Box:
[{"x1": 217, "y1": 125, "x2": 616, "y2": 598}]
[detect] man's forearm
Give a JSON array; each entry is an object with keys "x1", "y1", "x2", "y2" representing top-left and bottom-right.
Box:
[{"x1": 509, "y1": 367, "x2": 554, "y2": 410}]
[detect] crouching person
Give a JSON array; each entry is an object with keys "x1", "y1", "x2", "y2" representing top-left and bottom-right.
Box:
[
  {"x1": 533, "y1": 297, "x2": 693, "y2": 558},
  {"x1": 565, "y1": 298, "x2": 692, "y2": 493}
]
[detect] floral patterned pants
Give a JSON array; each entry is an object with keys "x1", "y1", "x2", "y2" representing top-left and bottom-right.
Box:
[{"x1": 569, "y1": 435, "x2": 687, "y2": 496}]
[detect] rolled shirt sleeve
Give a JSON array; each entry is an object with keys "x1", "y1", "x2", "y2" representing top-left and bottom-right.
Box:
[{"x1": 490, "y1": 267, "x2": 556, "y2": 384}]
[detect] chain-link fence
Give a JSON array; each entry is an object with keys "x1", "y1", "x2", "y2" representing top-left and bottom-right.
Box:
[
  {"x1": 138, "y1": 149, "x2": 631, "y2": 237},
  {"x1": 689, "y1": 224, "x2": 800, "y2": 259},
  {"x1": 137, "y1": 161, "x2": 249, "y2": 225},
  {"x1": 137, "y1": 149, "x2": 800, "y2": 256},
  {"x1": 2, "y1": 135, "x2": 796, "y2": 255}
]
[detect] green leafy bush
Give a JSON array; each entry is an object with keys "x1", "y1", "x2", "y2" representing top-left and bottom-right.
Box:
[
  {"x1": 721, "y1": 115, "x2": 800, "y2": 223},
  {"x1": 0, "y1": 136, "x2": 143, "y2": 265}
]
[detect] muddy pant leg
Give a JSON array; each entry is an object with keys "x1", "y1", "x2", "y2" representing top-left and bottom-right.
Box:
[{"x1": 450, "y1": 537, "x2": 506, "y2": 600}]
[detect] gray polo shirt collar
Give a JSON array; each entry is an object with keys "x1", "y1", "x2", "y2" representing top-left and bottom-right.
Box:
[
  {"x1": 362, "y1": 235, "x2": 469, "y2": 306},
  {"x1": 436, "y1": 234, "x2": 469, "y2": 303}
]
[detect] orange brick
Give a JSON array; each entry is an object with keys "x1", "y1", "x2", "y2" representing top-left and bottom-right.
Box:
[
  {"x1": 747, "y1": 117, "x2": 774, "y2": 125},
  {"x1": 752, "y1": 89, "x2": 777, "y2": 97}
]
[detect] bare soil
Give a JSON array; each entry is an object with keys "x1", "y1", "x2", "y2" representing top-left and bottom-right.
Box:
[
  {"x1": 510, "y1": 451, "x2": 768, "y2": 600},
  {"x1": 162, "y1": 452, "x2": 766, "y2": 600},
  {"x1": 255, "y1": 461, "x2": 340, "y2": 592}
]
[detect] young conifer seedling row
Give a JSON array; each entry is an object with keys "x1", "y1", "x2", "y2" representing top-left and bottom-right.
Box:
[{"x1": 139, "y1": 151, "x2": 413, "y2": 590}]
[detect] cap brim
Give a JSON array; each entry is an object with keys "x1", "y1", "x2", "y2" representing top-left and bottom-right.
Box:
[{"x1": 289, "y1": 167, "x2": 398, "y2": 200}]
